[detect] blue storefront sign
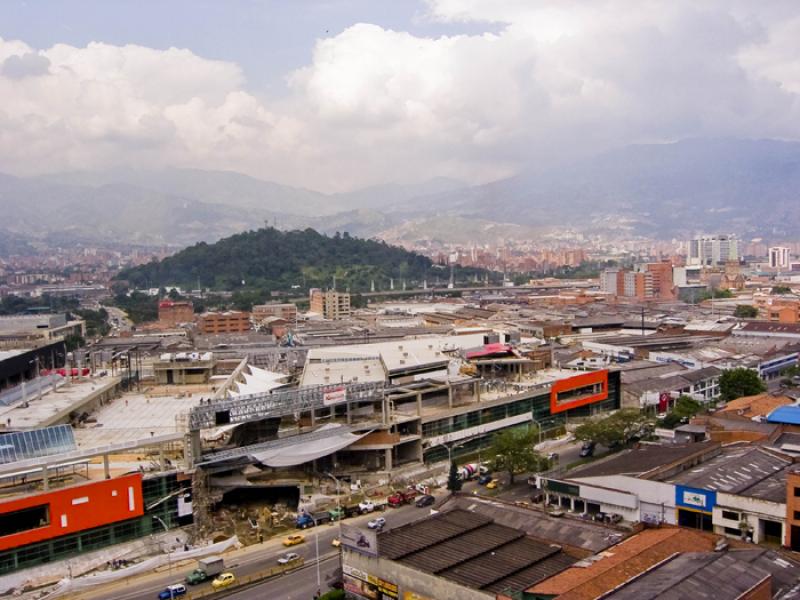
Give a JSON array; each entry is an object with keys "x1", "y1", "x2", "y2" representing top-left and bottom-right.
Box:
[
  {"x1": 675, "y1": 485, "x2": 716, "y2": 514},
  {"x1": 759, "y1": 353, "x2": 799, "y2": 377}
]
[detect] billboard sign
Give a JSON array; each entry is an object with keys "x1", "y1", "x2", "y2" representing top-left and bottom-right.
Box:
[
  {"x1": 675, "y1": 485, "x2": 716, "y2": 514},
  {"x1": 323, "y1": 386, "x2": 347, "y2": 406},
  {"x1": 343, "y1": 565, "x2": 398, "y2": 600},
  {"x1": 340, "y1": 523, "x2": 378, "y2": 557}
]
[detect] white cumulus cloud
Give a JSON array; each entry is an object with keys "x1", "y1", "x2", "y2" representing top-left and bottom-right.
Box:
[{"x1": 2, "y1": 1, "x2": 800, "y2": 191}]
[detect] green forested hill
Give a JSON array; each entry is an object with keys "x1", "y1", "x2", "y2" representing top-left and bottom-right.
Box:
[{"x1": 117, "y1": 227, "x2": 472, "y2": 292}]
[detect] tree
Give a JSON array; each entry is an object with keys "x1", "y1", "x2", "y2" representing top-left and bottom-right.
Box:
[
  {"x1": 447, "y1": 461, "x2": 462, "y2": 493},
  {"x1": 771, "y1": 285, "x2": 792, "y2": 295},
  {"x1": 574, "y1": 409, "x2": 654, "y2": 448},
  {"x1": 64, "y1": 334, "x2": 85, "y2": 351},
  {"x1": 659, "y1": 395, "x2": 703, "y2": 429},
  {"x1": 734, "y1": 304, "x2": 758, "y2": 319},
  {"x1": 719, "y1": 368, "x2": 766, "y2": 401},
  {"x1": 488, "y1": 427, "x2": 547, "y2": 484},
  {"x1": 672, "y1": 395, "x2": 702, "y2": 419}
]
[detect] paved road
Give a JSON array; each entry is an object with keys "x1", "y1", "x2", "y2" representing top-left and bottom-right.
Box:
[
  {"x1": 224, "y1": 556, "x2": 339, "y2": 600},
  {"x1": 105, "y1": 305, "x2": 133, "y2": 333},
  {"x1": 81, "y1": 501, "x2": 432, "y2": 600}
]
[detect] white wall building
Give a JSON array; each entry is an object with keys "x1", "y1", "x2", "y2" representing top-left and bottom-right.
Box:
[
  {"x1": 769, "y1": 246, "x2": 791, "y2": 270},
  {"x1": 688, "y1": 235, "x2": 739, "y2": 266}
]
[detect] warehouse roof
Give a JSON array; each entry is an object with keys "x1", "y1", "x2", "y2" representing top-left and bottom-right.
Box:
[
  {"x1": 566, "y1": 441, "x2": 719, "y2": 479},
  {"x1": 665, "y1": 446, "x2": 791, "y2": 499},
  {"x1": 440, "y1": 495, "x2": 619, "y2": 552},
  {"x1": 528, "y1": 528, "x2": 716, "y2": 600},
  {"x1": 377, "y1": 509, "x2": 576, "y2": 595},
  {"x1": 601, "y1": 550, "x2": 800, "y2": 600}
]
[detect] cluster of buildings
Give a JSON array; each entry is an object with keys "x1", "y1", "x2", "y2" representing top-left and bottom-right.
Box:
[
  {"x1": 1, "y1": 237, "x2": 800, "y2": 597},
  {"x1": 600, "y1": 235, "x2": 800, "y2": 303},
  {"x1": 151, "y1": 291, "x2": 348, "y2": 340},
  {"x1": 0, "y1": 244, "x2": 172, "y2": 300}
]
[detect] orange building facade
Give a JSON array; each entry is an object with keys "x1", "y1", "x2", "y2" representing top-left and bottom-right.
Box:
[{"x1": 197, "y1": 311, "x2": 252, "y2": 334}]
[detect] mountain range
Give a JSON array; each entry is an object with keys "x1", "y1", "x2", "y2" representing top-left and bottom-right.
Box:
[{"x1": 1, "y1": 138, "x2": 799, "y2": 249}]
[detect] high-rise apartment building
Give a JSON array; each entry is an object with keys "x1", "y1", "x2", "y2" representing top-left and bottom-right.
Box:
[
  {"x1": 623, "y1": 271, "x2": 653, "y2": 299},
  {"x1": 688, "y1": 235, "x2": 739, "y2": 266},
  {"x1": 309, "y1": 289, "x2": 351, "y2": 320},
  {"x1": 768, "y1": 247, "x2": 791, "y2": 270},
  {"x1": 600, "y1": 268, "x2": 623, "y2": 295},
  {"x1": 601, "y1": 263, "x2": 674, "y2": 300}
]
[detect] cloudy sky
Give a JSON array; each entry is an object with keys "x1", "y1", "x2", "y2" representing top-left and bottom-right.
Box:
[{"x1": 1, "y1": 0, "x2": 799, "y2": 192}]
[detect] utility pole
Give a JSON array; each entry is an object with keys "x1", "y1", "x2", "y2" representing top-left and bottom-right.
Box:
[{"x1": 641, "y1": 306, "x2": 645, "y2": 336}]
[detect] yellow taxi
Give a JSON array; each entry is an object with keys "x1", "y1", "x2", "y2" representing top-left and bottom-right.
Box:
[
  {"x1": 486, "y1": 479, "x2": 499, "y2": 490},
  {"x1": 283, "y1": 534, "x2": 306, "y2": 547},
  {"x1": 211, "y1": 572, "x2": 236, "y2": 590},
  {"x1": 331, "y1": 537, "x2": 341, "y2": 548}
]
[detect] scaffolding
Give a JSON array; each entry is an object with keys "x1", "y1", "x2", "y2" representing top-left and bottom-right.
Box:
[{"x1": 187, "y1": 381, "x2": 385, "y2": 431}]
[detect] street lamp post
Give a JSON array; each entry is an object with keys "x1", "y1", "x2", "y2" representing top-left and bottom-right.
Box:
[
  {"x1": 324, "y1": 472, "x2": 343, "y2": 543},
  {"x1": 323, "y1": 471, "x2": 344, "y2": 597},
  {"x1": 530, "y1": 417, "x2": 544, "y2": 445},
  {"x1": 312, "y1": 515, "x2": 321, "y2": 596}
]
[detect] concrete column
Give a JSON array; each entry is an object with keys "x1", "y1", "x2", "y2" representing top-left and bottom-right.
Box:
[
  {"x1": 384, "y1": 449, "x2": 393, "y2": 471},
  {"x1": 474, "y1": 381, "x2": 481, "y2": 403},
  {"x1": 42, "y1": 466, "x2": 49, "y2": 491},
  {"x1": 416, "y1": 393, "x2": 422, "y2": 416},
  {"x1": 570, "y1": 497, "x2": 575, "y2": 512},
  {"x1": 447, "y1": 385, "x2": 453, "y2": 409},
  {"x1": 103, "y1": 454, "x2": 110, "y2": 479},
  {"x1": 186, "y1": 430, "x2": 202, "y2": 468},
  {"x1": 159, "y1": 444, "x2": 166, "y2": 471},
  {"x1": 346, "y1": 401, "x2": 352, "y2": 425},
  {"x1": 310, "y1": 407, "x2": 316, "y2": 427}
]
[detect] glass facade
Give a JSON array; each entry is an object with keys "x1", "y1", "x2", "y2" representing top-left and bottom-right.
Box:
[
  {"x1": 422, "y1": 371, "x2": 621, "y2": 463},
  {"x1": 0, "y1": 425, "x2": 76, "y2": 464}
]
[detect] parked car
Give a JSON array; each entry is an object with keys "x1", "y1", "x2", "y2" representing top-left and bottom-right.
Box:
[
  {"x1": 579, "y1": 442, "x2": 596, "y2": 457},
  {"x1": 211, "y1": 573, "x2": 236, "y2": 590},
  {"x1": 486, "y1": 479, "x2": 499, "y2": 490},
  {"x1": 415, "y1": 494, "x2": 435, "y2": 508},
  {"x1": 367, "y1": 517, "x2": 386, "y2": 530},
  {"x1": 282, "y1": 534, "x2": 305, "y2": 546},
  {"x1": 478, "y1": 473, "x2": 493, "y2": 485},
  {"x1": 277, "y1": 552, "x2": 300, "y2": 565},
  {"x1": 358, "y1": 500, "x2": 375, "y2": 514},
  {"x1": 157, "y1": 584, "x2": 187, "y2": 600}
]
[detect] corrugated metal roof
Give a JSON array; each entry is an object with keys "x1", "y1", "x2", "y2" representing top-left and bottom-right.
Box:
[
  {"x1": 379, "y1": 509, "x2": 492, "y2": 560},
  {"x1": 767, "y1": 405, "x2": 800, "y2": 425}
]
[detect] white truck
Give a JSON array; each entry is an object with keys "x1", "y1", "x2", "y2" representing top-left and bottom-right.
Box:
[{"x1": 185, "y1": 556, "x2": 224, "y2": 585}]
